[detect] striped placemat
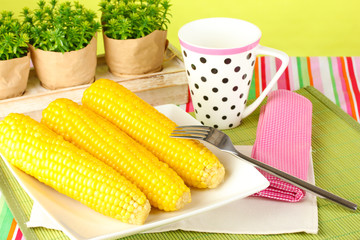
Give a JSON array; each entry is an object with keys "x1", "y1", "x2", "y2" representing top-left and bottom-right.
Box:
[
  {"x1": 186, "y1": 56, "x2": 360, "y2": 122},
  {"x1": 1, "y1": 56, "x2": 360, "y2": 239}
]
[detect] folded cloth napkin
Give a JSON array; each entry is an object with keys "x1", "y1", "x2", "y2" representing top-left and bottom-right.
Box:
[{"x1": 251, "y1": 89, "x2": 312, "y2": 202}]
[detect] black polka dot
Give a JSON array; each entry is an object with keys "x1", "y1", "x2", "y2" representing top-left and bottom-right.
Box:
[
  {"x1": 224, "y1": 58, "x2": 231, "y2": 64},
  {"x1": 233, "y1": 86, "x2": 238, "y2": 91},
  {"x1": 244, "y1": 100, "x2": 247, "y2": 104},
  {"x1": 194, "y1": 83, "x2": 199, "y2": 89},
  {"x1": 191, "y1": 64, "x2": 196, "y2": 70},
  {"x1": 198, "y1": 102, "x2": 202, "y2": 107},
  {"x1": 214, "y1": 125, "x2": 219, "y2": 128},
  {"x1": 222, "y1": 78, "x2": 229, "y2": 83},
  {"x1": 251, "y1": 60, "x2": 255, "y2": 66},
  {"x1": 213, "y1": 106, "x2": 218, "y2": 111},
  {"x1": 183, "y1": 50, "x2": 187, "y2": 57},
  {"x1": 187, "y1": 70, "x2": 190, "y2": 76},
  {"x1": 191, "y1": 90, "x2": 194, "y2": 95},
  {"x1": 195, "y1": 109, "x2": 198, "y2": 114},
  {"x1": 242, "y1": 74, "x2": 247, "y2": 80},
  {"x1": 206, "y1": 114, "x2": 210, "y2": 119},
  {"x1": 222, "y1": 116, "x2": 227, "y2": 120},
  {"x1": 239, "y1": 93, "x2": 244, "y2": 98},
  {"x1": 234, "y1": 66, "x2": 241, "y2": 72},
  {"x1": 229, "y1": 123, "x2": 233, "y2": 128},
  {"x1": 211, "y1": 68, "x2": 218, "y2": 74},
  {"x1": 247, "y1": 53, "x2": 252, "y2": 59},
  {"x1": 237, "y1": 112, "x2": 241, "y2": 117},
  {"x1": 201, "y1": 76, "x2": 207, "y2": 82},
  {"x1": 248, "y1": 80, "x2": 251, "y2": 85},
  {"x1": 212, "y1": 87, "x2": 218, "y2": 93},
  {"x1": 200, "y1": 57, "x2": 207, "y2": 63},
  {"x1": 222, "y1": 97, "x2": 228, "y2": 102},
  {"x1": 201, "y1": 121, "x2": 204, "y2": 125},
  {"x1": 231, "y1": 105, "x2": 236, "y2": 110},
  {"x1": 203, "y1": 96, "x2": 209, "y2": 101}
]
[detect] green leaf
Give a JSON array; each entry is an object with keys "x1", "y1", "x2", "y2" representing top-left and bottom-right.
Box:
[
  {"x1": 100, "y1": 0, "x2": 171, "y2": 40},
  {"x1": 0, "y1": 11, "x2": 29, "y2": 60},
  {"x1": 22, "y1": 0, "x2": 101, "y2": 53}
]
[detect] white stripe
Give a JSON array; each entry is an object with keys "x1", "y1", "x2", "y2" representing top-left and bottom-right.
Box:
[
  {"x1": 318, "y1": 57, "x2": 336, "y2": 103},
  {"x1": 257, "y1": 57, "x2": 263, "y2": 94},
  {"x1": 11, "y1": 225, "x2": 19, "y2": 240},
  {"x1": 290, "y1": 57, "x2": 300, "y2": 90},
  {"x1": 269, "y1": 56, "x2": 278, "y2": 91},
  {"x1": 178, "y1": 104, "x2": 187, "y2": 111},
  {"x1": 352, "y1": 57, "x2": 360, "y2": 89}
]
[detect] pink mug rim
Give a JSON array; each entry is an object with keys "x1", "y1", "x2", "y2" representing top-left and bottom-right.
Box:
[
  {"x1": 178, "y1": 18, "x2": 262, "y2": 55},
  {"x1": 179, "y1": 38, "x2": 261, "y2": 56}
]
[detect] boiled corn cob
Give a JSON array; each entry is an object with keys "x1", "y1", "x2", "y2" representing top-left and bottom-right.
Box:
[
  {"x1": 82, "y1": 79, "x2": 225, "y2": 188},
  {"x1": 0, "y1": 113, "x2": 150, "y2": 225},
  {"x1": 42, "y1": 98, "x2": 191, "y2": 211}
]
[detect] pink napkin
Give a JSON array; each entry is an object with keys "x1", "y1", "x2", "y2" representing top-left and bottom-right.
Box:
[{"x1": 251, "y1": 89, "x2": 312, "y2": 202}]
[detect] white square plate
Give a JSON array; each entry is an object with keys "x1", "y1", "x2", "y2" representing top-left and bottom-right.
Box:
[{"x1": 1, "y1": 104, "x2": 269, "y2": 240}]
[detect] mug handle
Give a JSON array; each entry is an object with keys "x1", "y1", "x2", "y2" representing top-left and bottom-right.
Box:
[{"x1": 242, "y1": 45, "x2": 289, "y2": 118}]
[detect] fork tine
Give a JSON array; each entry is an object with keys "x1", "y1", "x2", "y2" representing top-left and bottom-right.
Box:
[
  {"x1": 169, "y1": 135, "x2": 205, "y2": 140},
  {"x1": 170, "y1": 125, "x2": 211, "y2": 140},
  {"x1": 171, "y1": 131, "x2": 207, "y2": 138},
  {"x1": 174, "y1": 125, "x2": 212, "y2": 131},
  {"x1": 172, "y1": 128, "x2": 208, "y2": 132}
]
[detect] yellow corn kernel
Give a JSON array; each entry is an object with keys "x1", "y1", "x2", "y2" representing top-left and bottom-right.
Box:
[
  {"x1": 0, "y1": 113, "x2": 150, "y2": 225},
  {"x1": 41, "y1": 98, "x2": 191, "y2": 211},
  {"x1": 82, "y1": 79, "x2": 225, "y2": 188}
]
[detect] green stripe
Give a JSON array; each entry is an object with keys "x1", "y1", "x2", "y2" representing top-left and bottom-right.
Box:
[
  {"x1": 296, "y1": 57, "x2": 304, "y2": 88},
  {"x1": 0, "y1": 198, "x2": 13, "y2": 239},
  {"x1": 298, "y1": 57, "x2": 311, "y2": 87},
  {"x1": 248, "y1": 70, "x2": 257, "y2": 100},
  {"x1": 327, "y1": 57, "x2": 341, "y2": 107}
]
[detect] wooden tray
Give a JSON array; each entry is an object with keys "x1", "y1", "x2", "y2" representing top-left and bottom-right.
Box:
[{"x1": 0, "y1": 44, "x2": 188, "y2": 120}]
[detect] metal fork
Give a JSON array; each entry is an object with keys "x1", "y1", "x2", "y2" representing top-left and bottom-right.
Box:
[{"x1": 170, "y1": 125, "x2": 357, "y2": 211}]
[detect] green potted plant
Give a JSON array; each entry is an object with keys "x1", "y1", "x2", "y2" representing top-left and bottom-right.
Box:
[
  {"x1": 22, "y1": 0, "x2": 101, "y2": 90},
  {"x1": 99, "y1": 0, "x2": 171, "y2": 76},
  {"x1": 0, "y1": 11, "x2": 30, "y2": 100}
]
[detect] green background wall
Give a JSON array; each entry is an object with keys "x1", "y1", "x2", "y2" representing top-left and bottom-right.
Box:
[{"x1": 3, "y1": 0, "x2": 360, "y2": 56}]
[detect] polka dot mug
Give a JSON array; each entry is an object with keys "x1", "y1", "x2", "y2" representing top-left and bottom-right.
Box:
[{"x1": 179, "y1": 18, "x2": 289, "y2": 129}]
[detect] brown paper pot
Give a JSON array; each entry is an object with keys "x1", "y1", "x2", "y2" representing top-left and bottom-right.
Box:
[
  {"x1": 29, "y1": 36, "x2": 97, "y2": 90},
  {"x1": 0, "y1": 52, "x2": 30, "y2": 100},
  {"x1": 103, "y1": 30, "x2": 168, "y2": 76}
]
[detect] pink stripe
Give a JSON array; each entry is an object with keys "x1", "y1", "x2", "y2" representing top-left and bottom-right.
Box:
[
  {"x1": 186, "y1": 87, "x2": 194, "y2": 113},
  {"x1": 15, "y1": 229, "x2": 23, "y2": 240},
  {"x1": 276, "y1": 57, "x2": 287, "y2": 90},
  {"x1": 331, "y1": 57, "x2": 347, "y2": 112},
  {"x1": 179, "y1": 38, "x2": 260, "y2": 55},
  {"x1": 264, "y1": 56, "x2": 272, "y2": 91},
  {"x1": 335, "y1": 57, "x2": 353, "y2": 115},
  {"x1": 353, "y1": 57, "x2": 360, "y2": 87},
  {"x1": 260, "y1": 57, "x2": 267, "y2": 92},
  {"x1": 287, "y1": 57, "x2": 294, "y2": 90},
  {"x1": 309, "y1": 57, "x2": 324, "y2": 92}
]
